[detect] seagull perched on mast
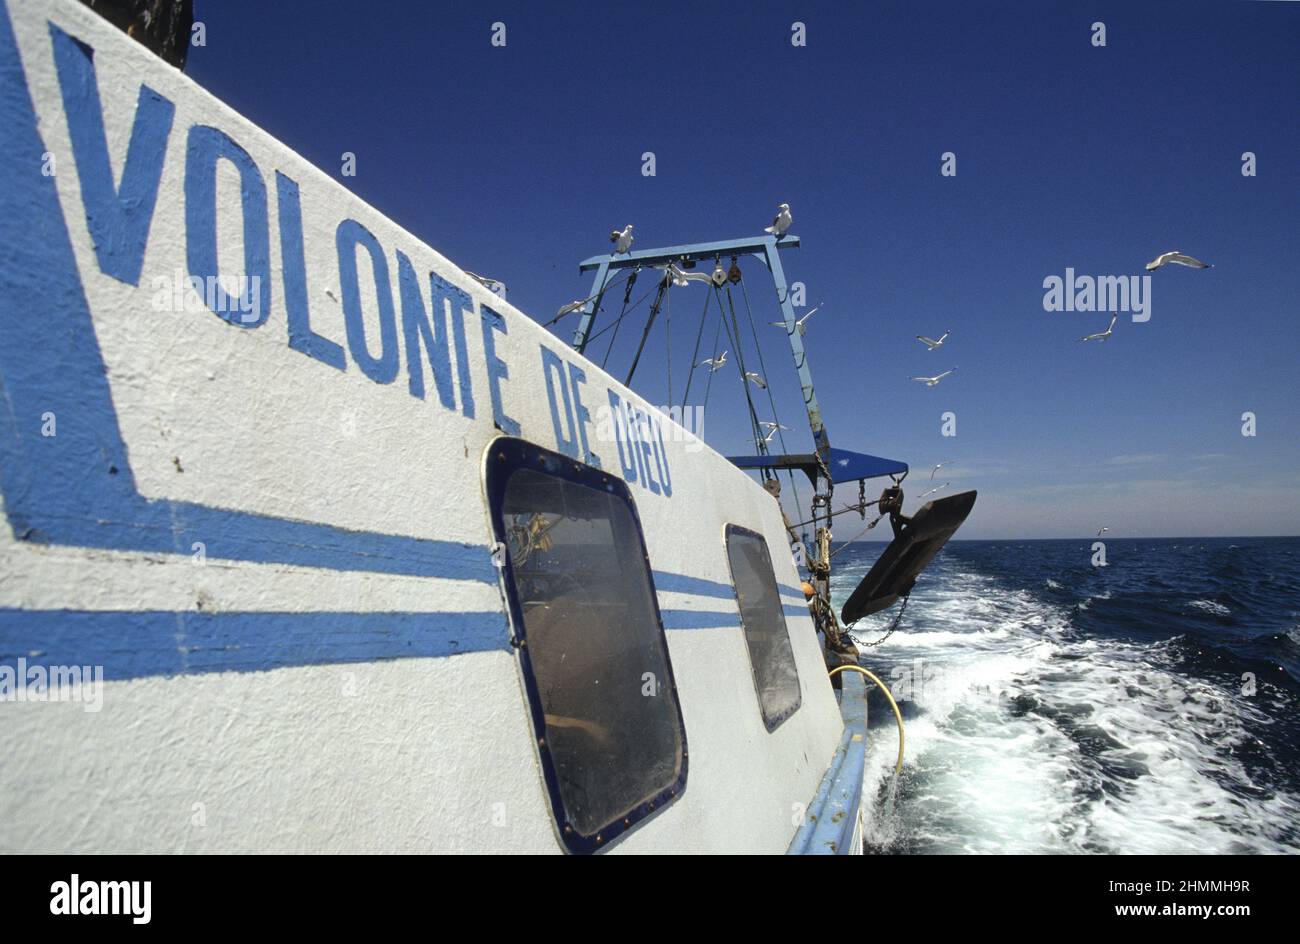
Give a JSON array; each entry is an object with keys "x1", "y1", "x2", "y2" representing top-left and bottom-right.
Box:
[
  {"x1": 910, "y1": 368, "x2": 956, "y2": 387},
  {"x1": 610, "y1": 224, "x2": 634, "y2": 254},
  {"x1": 1145, "y1": 250, "x2": 1212, "y2": 272},
  {"x1": 744, "y1": 371, "x2": 767, "y2": 389},
  {"x1": 1077, "y1": 313, "x2": 1117, "y2": 343},
  {"x1": 916, "y1": 330, "x2": 951, "y2": 351},
  {"x1": 772, "y1": 303, "x2": 821, "y2": 335},
  {"x1": 698, "y1": 351, "x2": 728, "y2": 372},
  {"x1": 765, "y1": 203, "x2": 792, "y2": 237}
]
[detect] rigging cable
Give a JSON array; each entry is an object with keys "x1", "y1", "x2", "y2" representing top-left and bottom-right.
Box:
[
  {"x1": 583, "y1": 310, "x2": 624, "y2": 348},
  {"x1": 624, "y1": 274, "x2": 669, "y2": 387},
  {"x1": 680, "y1": 286, "x2": 714, "y2": 411},
  {"x1": 583, "y1": 276, "x2": 659, "y2": 350},
  {"x1": 719, "y1": 285, "x2": 765, "y2": 458},
  {"x1": 700, "y1": 287, "x2": 726, "y2": 416},
  {"x1": 601, "y1": 273, "x2": 659, "y2": 370},
  {"x1": 542, "y1": 267, "x2": 636, "y2": 328},
  {"x1": 829, "y1": 504, "x2": 888, "y2": 556},
  {"x1": 738, "y1": 277, "x2": 806, "y2": 518}
]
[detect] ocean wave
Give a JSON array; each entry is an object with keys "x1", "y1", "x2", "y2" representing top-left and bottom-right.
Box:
[
  {"x1": 1188, "y1": 599, "x2": 1231, "y2": 616},
  {"x1": 842, "y1": 549, "x2": 1300, "y2": 855}
]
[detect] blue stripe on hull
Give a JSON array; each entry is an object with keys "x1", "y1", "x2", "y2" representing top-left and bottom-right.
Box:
[
  {"x1": 659, "y1": 605, "x2": 811, "y2": 631},
  {"x1": 659, "y1": 609, "x2": 739, "y2": 630},
  {"x1": 0, "y1": 607, "x2": 511, "y2": 678},
  {"x1": 0, "y1": 603, "x2": 808, "y2": 678},
  {"x1": 653, "y1": 571, "x2": 808, "y2": 604}
]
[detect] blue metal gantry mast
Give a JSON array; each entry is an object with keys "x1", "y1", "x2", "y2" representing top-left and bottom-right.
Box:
[
  {"x1": 568, "y1": 233, "x2": 916, "y2": 656},
  {"x1": 572, "y1": 234, "x2": 831, "y2": 467},
  {"x1": 571, "y1": 233, "x2": 859, "y2": 644}
]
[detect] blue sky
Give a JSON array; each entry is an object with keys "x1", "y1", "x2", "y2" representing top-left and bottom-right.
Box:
[{"x1": 187, "y1": 1, "x2": 1299, "y2": 539}]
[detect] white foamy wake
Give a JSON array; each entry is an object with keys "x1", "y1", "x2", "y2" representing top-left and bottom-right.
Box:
[{"x1": 836, "y1": 561, "x2": 1300, "y2": 854}]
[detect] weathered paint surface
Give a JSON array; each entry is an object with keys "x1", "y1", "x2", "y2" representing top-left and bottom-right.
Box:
[{"x1": 0, "y1": 0, "x2": 843, "y2": 852}]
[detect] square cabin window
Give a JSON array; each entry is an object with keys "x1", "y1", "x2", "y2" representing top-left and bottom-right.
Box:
[
  {"x1": 725, "y1": 525, "x2": 802, "y2": 731},
  {"x1": 485, "y1": 438, "x2": 687, "y2": 853}
]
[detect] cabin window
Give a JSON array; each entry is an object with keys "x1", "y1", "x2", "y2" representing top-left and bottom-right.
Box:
[
  {"x1": 485, "y1": 437, "x2": 687, "y2": 853},
  {"x1": 725, "y1": 525, "x2": 802, "y2": 730}
]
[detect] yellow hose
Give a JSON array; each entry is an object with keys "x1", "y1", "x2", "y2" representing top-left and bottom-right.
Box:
[{"x1": 828, "y1": 664, "x2": 905, "y2": 775}]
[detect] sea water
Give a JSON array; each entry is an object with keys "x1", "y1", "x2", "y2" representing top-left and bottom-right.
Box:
[{"x1": 832, "y1": 537, "x2": 1300, "y2": 854}]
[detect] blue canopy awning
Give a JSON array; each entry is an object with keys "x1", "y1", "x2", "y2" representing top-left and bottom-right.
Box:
[
  {"x1": 727, "y1": 447, "x2": 907, "y2": 484},
  {"x1": 824, "y1": 447, "x2": 908, "y2": 483}
]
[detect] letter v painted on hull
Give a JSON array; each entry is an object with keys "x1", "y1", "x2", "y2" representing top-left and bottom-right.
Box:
[{"x1": 49, "y1": 22, "x2": 175, "y2": 286}]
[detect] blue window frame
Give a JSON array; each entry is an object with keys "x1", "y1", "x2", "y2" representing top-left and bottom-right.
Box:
[{"x1": 485, "y1": 437, "x2": 688, "y2": 853}]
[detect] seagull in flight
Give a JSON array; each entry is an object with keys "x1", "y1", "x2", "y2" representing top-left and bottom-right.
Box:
[
  {"x1": 920, "y1": 482, "x2": 949, "y2": 500},
  {"x1": 758, "y1": 426, "x2": 783, "y2": 444},
  {"x1": 1077, "y1": 313, "x2": 1117, "y2": 343},
  {"x1": 916, "y1": 330, "x2": 951, "y2": 351},
  {"x1": 1097, "y1": 526, "x2": 1109, "y2": 537},
  {"x1": 772, "y1": 303, "x2": 822, "y2": 335},
  {"x1": 698, "y1": 351, "x2": 728, "y2": 372},
  {"x1": 555, "y1": 298, "x2": 588, "y2": 318},
  {"x1": 929, "y1": 460, "x2": 953, "y2": 482},
  {"x1": 744, "y1": 371, "x2": 767, "y2": 389},
  {"x1": 656, "y1": 262, "x2": 713, "y2": 287},
  {"x1": 610, "y1": 224, "x2": 634, "y2": 254},
  {"x1": 760, "y1": 421, "x2": 789, "y2": 432},
  {"x1": 1146, "y1": 250, "x2": 1212, "y2": 272},
  {"x1": 765, "y1": 203, "x2": 792, "y2": 237},
  {"x1": 910, "y1": 368, "x2": 956, "y2": 387}
]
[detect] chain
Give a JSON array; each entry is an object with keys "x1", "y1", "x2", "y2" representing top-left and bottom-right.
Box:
[{"x1": 843, "y1": 594, "x2": 909, "y2": 649}]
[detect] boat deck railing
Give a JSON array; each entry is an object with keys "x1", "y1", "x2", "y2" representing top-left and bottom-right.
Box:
[{"x1": 787, "y1": 671, "x2": 869, "y2": 854}]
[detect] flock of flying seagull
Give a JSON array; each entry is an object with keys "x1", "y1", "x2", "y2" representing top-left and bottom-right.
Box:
[
  {"x1": 902, "y1": 250, "x2": 1212, "y2": 535},
  {"x1": 598, "y1": 212, "x2": 1214, "y2": 528},
  {"x1": 606, "y1": 212, "x2": 1214, "y2": 374},
  {"x1": 597, "y1": 219, "x2": 1212, "y2": 363},
  {"x1": 1076, "y1": 251, "x2": 1213, "y2": 343},
  {"x1": 906, "y1": 251, "x2": 1214, "y2": 385},
  {"x1": 909, "y1": 323, "x2": 956, "y2": 386}
]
